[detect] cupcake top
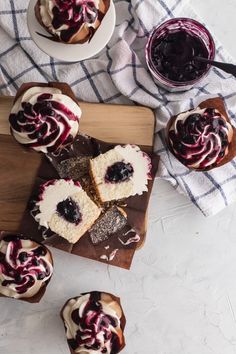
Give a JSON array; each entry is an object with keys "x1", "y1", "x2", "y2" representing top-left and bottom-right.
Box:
[
  {"x1": 168, "y1": 107, "x2": 234, "y2": 169},
  {"x1": 9, "y1": 86, "x2": 81, "y2": 153},
  {"x1": 39, "y1": 0, "x2": 101, "y2": 43},
  {"x1": 62, "y1": 291, "x2": 125, "y2": 354},
  {"x1": 0, "y1": 234, "x2": 53, "y2": 299}
]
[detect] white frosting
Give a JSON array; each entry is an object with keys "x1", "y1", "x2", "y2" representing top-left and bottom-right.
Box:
[
  {"x1": 100, "y1": 248, "x2": 119, "y2": 261},
  {"x1": 62, "y1": 293, "x2": 121, "y2": 354},
  {"x1": 169, "y1": 107, "x2": 233, "y2": 168},
  {"x1": 170, "y1": 108, "x2": 206, "y2": 131},
  {"x1": 114, "y1": 145, "x2": 152, "y2": 195},
  {"x1": 35, "y1": 180, "x2": 82, "y2": 228},
  {"x1": 10, "y1": 86, "x2": 81, "y2": 153},
  {"x1": 39, "y1": 0, "x2": 100, "y2": 40},
  {"x1": 0, "y1": 238, "x2": 53, "y2": 299}
]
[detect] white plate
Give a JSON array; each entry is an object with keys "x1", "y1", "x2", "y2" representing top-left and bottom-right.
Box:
[{"x1": 27, "y1": 0, "x2": 116, "y2": 62}]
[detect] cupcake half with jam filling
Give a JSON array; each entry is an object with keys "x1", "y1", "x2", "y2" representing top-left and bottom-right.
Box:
[
  {"x1": 167, "y1": 97, "x2": 236, "y2": 171},
  {"x1": 90, "y1": 144, "x2": 152, "y2": 202},
  {"x1": 32, "y1": 179, "x2": 101, "y2": 244},
  {"x1": 0, "y1": 233, "x2": 53, "y2": 302},
  {"x1": 9, "y1": 82, "x2": 81, "y2": 153},
  {"x1": 35, "y1": 0, "x2": 111, "y2": 44},
  {"x1": 61, "y1": 291, "x2": 126, "y2": 354}
]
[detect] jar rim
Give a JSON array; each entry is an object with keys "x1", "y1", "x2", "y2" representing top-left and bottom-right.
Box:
[{"x1": 145, "y1": 17, "x2": 216, "y2": 88}]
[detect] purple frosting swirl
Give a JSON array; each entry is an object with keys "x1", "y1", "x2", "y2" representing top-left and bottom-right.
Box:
[
  {"x1": 9, "y1": 88, "x2": 80, "y2": 153},
  {"x1": 51, "y1": 0, "x2": 99, "y2": 42},
  {"x1": 169, "y1": 108, "x2": 233, "y2": 169},
  {"x1": 63, "y1": 292, "x2": 123, "y2": 354},
  {"x1": 0, "y1": 235, "x2": 53, "y2": 298}
]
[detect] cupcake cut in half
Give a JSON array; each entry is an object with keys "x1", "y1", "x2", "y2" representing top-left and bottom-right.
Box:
[
  {"x1": 61, "y1": 291, "x2": 126, "y2": 354},
  {"x1": 90, "y1": 144, "x2": 152, "y2": 202},
  {"x1": 33, "y1": 179, "x2": 101, "y2": 244},
  {"x1": 0, "y1": 233, "x2": 53, "y2": 301},
  {"x1": 35, "y1": 0, "x2": 111, "y2": 44},
  {"x1": 167, "y1": 97, "x2": 235, "y2": 171},
  {"x1": 9, "y1": 84, "x2": 81, "y2": 153}
]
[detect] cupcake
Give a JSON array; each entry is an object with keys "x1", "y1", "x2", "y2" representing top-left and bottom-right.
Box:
[
  {"x1": 61, "y1": 291, "x2": 126, "y2": 354},
  {"x1": 33, "y1": 179, "x2": 101, "y2": 244},
  {"x1": 35, "y1": 0, "x2": 111, "y2": 44},
  {"x1": 90, "y1": 144, "x2": 152, "y2": 202},
  {"x1": 9, "y1": 83, "x2": 81, "y2": 153},
  {"x1": 167, "y1": 97, "x2": 235, "y2": 170},
  {"x1": 0, "y1": 233, "x2": 53, "y2": 301}
]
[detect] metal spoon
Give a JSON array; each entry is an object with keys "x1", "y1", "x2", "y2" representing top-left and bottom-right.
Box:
[{"x1": 194, "y1": 56, "x2": 236, "y2": 78}]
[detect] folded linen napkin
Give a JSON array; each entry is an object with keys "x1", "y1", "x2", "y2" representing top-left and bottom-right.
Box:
[{"x1": 0, "y1": 0, "x2": 236, "y2": 216}]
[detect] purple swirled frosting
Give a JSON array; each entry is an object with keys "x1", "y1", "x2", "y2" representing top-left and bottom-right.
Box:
[
  {"x1": 62, "y1": 292, "x2": 124, "y2": 354},
  {"x1": 9, "y1": 86, "x2": 81, "y2": 153},
  {"x1": 39, "y1": 0, "x2": 100, "y2": 42},
  {"x1": 0, "y1": 235, "x2": 53, "y2": 299},
  {"x1": 168, "y1": 107, "x2": 233, "y2": 169}
]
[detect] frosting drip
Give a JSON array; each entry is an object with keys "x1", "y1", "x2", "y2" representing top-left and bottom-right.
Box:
[
  {"x1": 9, "y1": 87, "x2": 81, "y2": 153},
  {"x1": 40, "y1": 0, "x2": 100, "y2": 42},
  {"x1": 0, "y1": 235, "x2": 53, "y2": 298},
  {"x1": 62, "y1": 292, "x2": 123, "y2": 354},
  {"x1": 169, "y1": 108, "x2": 233, "y2": 169}
]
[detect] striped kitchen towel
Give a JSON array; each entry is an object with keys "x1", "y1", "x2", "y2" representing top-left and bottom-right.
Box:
[{"x1": 0, "y1": 0, "x2": 236, "y2": 216}]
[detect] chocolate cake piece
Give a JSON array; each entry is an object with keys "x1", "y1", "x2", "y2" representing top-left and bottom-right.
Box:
[
  {"x1": 89, "y1": 206, "x2": 127, "y2": 244},
  {"x1": 56, "y1": 156, "x2": 91, "y2": 180}
]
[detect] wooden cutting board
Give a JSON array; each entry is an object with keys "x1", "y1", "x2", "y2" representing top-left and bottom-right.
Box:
[
  {"x1": 0, "y1": 96, "x2": 155, "y2": 233},
  {"x1": 0, "y1": 97, "x2": 155, "y2": 147}
]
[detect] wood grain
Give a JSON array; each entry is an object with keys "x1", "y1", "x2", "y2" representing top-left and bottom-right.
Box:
[
  {"x1": 0, "y1": 96, "x2": 155, "y2": 239},
  {"x1": 0, "y1": 96, "x2": 155, "y2": 148}
]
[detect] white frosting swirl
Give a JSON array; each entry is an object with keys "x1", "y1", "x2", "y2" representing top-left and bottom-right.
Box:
[
  {"x1": 39, "y1": 0, "x2": 100, "y2": 42},
  {"x1": 169, "y1": 107, "x2": 233, "y2": 169},
  {"x1": 0, "y1": 237, "x2": 53, "y2": 299},
  {"x1": 9, "y1": 86, "x2": 81, "y2": 153},
  {"x1": 62, "y1": 292, "x2": 123, "y2": 354}
]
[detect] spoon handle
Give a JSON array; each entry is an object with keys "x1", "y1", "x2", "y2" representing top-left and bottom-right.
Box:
[{"x1": 195, "y1": 57, "x2": 236, "y2": 77}]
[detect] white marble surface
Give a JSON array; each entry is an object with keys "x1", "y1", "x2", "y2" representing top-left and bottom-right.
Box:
[{"x1": 1, "y1": 1, "x2": 236, "y2": 354}]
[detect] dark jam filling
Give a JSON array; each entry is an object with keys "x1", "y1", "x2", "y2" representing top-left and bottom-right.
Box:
[
  {"x1": 151, "y1": 30, "x2": 209, "y2": 82},
  {"x1": 69, "y1": 292, "x2": 121, "y2": 354},
  {"x1": 9, "y1": 93, "x2": 78, "y2": 153},
  {"x1": 0, "y1": 238, "x2": 51, "y2": 294},
  {"x1": 105, "y1": 162, "x2": 134, "y2": 183},
  {"x1": 51, "y1": 0, "x2": 98, "y2": 42},
  {"x1": 169, "y1": 108, "x2": 230, "y2": 169},
  {"x1": 57, "y1": 198, "x2": 82, "y2": 225}
]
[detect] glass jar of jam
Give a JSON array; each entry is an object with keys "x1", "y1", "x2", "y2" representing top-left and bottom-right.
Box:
[{"x1": 145, "y1": 18, "x2": 215, "y2": 92}]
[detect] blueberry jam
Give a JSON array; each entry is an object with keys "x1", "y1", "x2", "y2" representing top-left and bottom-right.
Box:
[
  {"x1": 0, "y1": 237, "x2": 52, "y2": 295},
  {"x1": 68, "y1": 292, "x2": 121, "y2": 353},
  {"x1": 9, "y1": 92, "x2": 79, "y2": 153},
  {"x1": 51, "y1": 0, "x2": 98, "y2": 42},
  {"x1": 57, "y1": 198, "x2": 82, "y2": 225},
  {"x1": 105, "y1": 162, "x2": 134, "y2": 183},
  {"x1": 169, "y1": 108, "x2": 232, "y2": 169},
  {"x1": 151, "y1": 30, "x2": 209, "y2": 82}
]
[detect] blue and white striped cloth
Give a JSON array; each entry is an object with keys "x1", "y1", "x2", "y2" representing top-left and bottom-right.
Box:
[{"x1": 0, "y1": 0, "x2": 236, "y2": 216}]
